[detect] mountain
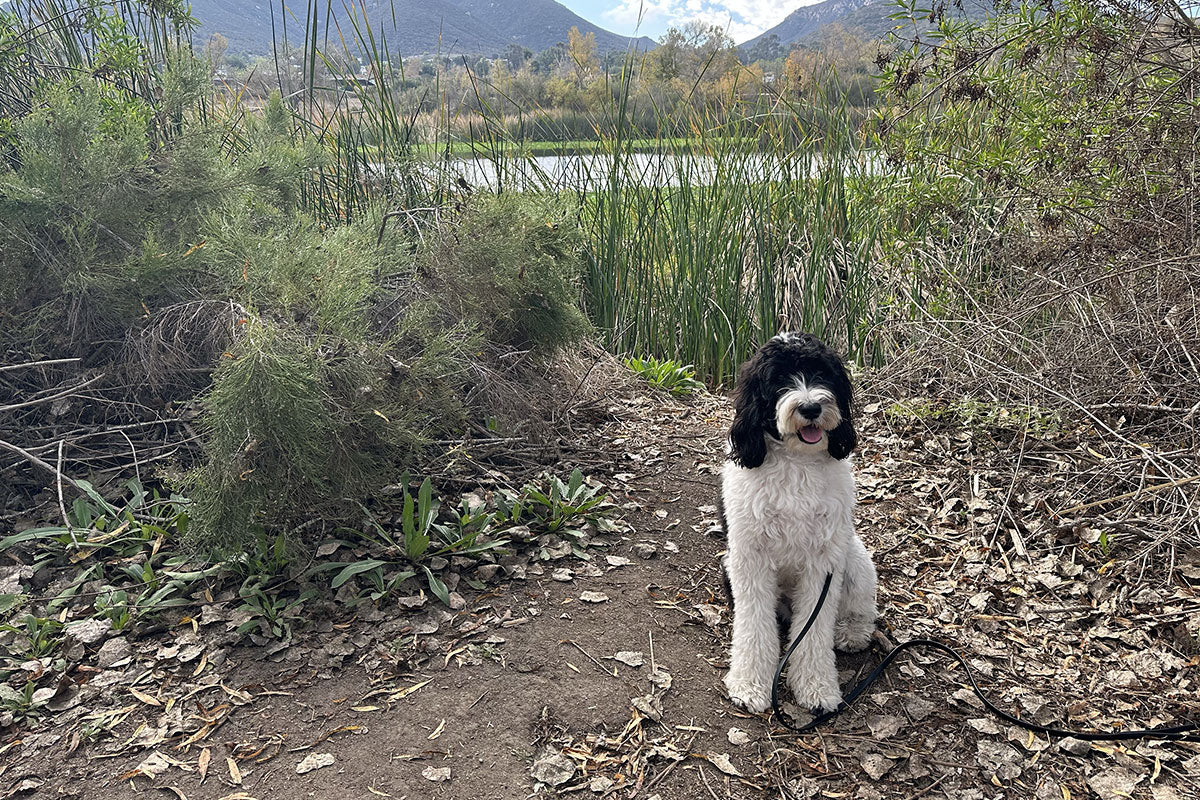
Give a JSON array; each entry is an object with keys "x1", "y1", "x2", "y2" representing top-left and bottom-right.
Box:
[
  {"x1": 188, "y1": 0, "x2": 657, "y2": 58},
  {"x1": 740, "y1": 0, "x2": 993, "y2": 51}
]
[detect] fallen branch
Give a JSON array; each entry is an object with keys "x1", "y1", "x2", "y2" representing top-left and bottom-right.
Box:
[
  {"x1": 1057, "y1": 474, "x2": 1200, "y2": 516},
  {"x1": 0, "y1": 372, "x2": 106, "y2": 414},
  {"x1": 0, "y1": 357, "x2": 82, "y2": 373}
]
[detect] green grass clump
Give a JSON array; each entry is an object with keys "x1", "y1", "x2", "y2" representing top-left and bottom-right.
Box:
[
  {"x1": 187, "y1": 305, "x2": 477, "y2": 551},
  {"x1": 886, "y1": 399, "x2": 1064, "y2": 437},
  {"x1": 624, "y1": 356, "x2": 704, "y2": 395}
]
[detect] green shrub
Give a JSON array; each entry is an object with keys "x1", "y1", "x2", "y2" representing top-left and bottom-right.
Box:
[
  {"x1": 430, "y1": 194, "x2": 589, "y2": 352},
  {"x1": 875, "y1": 0, "x2": 1196, "y2": 246}
]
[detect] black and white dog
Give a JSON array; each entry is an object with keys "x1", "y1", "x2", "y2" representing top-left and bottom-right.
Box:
[{"x1": 721, "y1": 332, "x2": 877, "y2": 713}]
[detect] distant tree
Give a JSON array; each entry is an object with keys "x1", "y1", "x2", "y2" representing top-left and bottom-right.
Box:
[
  {"x1": 530, "y1": 43, "x2": 565, "y2": 75},
  {"x1": 472, "y1": 57, "x2": 491, "y2": 78},
  {"x1": 647, "y1": 22, "x2": 738, "y2": 89},
  {"x1": 648, "y1": 27, "x2": 688, "y2": 81},
  {"x1": 203, "y1": 32, "x2": 228, "y2": 68},
  {"x1": 503, "y1": 43, "x2": 532, "y2": 71},
  {"x1": 740, "y1": 33, "x2": 786, "y2": 64},
  {"x1": 567, "y1": 26, "x2": 598, "y2": 89}
]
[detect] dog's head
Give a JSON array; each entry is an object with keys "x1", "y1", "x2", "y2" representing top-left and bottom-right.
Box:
[{"x1": 729, "y1": 332, "x2": 856, "y2": 468}]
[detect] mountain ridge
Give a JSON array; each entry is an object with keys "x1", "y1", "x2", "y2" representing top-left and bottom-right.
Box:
[
  {"x1": 188, "y1": 0, "x2": 657, "y2": 58},
  {"x1": 741, "y1": 0, "x2": 993, "y2": 50}
]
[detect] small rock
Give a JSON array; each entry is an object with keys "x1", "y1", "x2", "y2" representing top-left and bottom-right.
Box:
[
  {"x1": 589, "y1": 776, "x2": 615, "y2": 793},
  {"x1": 397, "y1": 595, "x2": 426, "y2": 610},
  {"x1": 475, "y1": 564, "x2": 501, "y2": 581},
  {"x1": 96, "y1": 637, "x2": 131, "y2": 669},
  {"x1": 727, "y1": 727, "x2": 751, "y2": 746},
  {"x1": 296, "y1": 752, "x2": 336, "y2": 774},
  {"x1": 663, "y1": 540, "x2": 679, "y2": 553},
  {"x1": 613, "y1": 651, "x2": 644, "y2": 667},
  {"x1": 1058, "y1": 737, "x2": 1091, "y2": 756},
  {"x1": 422, "y1": 766, "x2": 452, "y2": 783},
  {"x1": 632, "y1": 543, "x2": 658, "y2": 559},
  {"x1": 0, "y1": 565, "x2": 32, "y2": 594},
  {"x1": 64, "y1": 618, "x2": 111, "y2": 648},
  {"x1": 967, "y1": 718, "x2": 1000, "y2": 735},
  {"x1": 530, "y1": 753, "x2": 575, "y2": 787},
  {"x1": 579, "y1": 591, "x2": 609, "y2": 603},
  {"x1": 447, "y1": 592, "x2": 466, "y2": 610}
]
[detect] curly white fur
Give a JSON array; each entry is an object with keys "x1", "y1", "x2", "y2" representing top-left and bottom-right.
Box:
[
  {"x1": 722, "y1": 447, "x2": 877, "y2": 712},
  {"x1": 721, "y1": 334, "x2": 878, "y2": 713}
]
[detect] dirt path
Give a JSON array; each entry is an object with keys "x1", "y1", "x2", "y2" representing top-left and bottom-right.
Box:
[{"x1": 5, "y1": 392, "x2": 1200, "y2": 800}]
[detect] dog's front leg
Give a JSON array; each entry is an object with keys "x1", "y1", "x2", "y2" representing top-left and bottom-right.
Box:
[
  {"x1": 784, "y1": 569, "x2": 844, "y2": 713},
  {"x1": 723, "y1": 549, "x2": 779, "y2": 713}
]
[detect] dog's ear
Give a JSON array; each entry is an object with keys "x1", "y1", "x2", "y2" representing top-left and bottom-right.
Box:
[
  {"x1": 824, "y1": 349, "x2": 857, "y2": 460},
  {"x1": 827, "y1": 416, "x2": 857, "y2": 460},
  {"x1": 729, "y1": 348, "x2": 775, "y2": 469}
]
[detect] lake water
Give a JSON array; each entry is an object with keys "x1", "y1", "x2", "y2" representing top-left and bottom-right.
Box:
[{"x1": 422, "y1": 150, "x2": 864, "y2": 192}]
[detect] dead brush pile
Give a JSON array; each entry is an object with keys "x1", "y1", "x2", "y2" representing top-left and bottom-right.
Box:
[{"x1": 867, "y1": 0, "x2": 1200, "y2": 577}]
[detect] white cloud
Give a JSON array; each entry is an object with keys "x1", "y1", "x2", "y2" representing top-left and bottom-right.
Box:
[{"x1": 603, "y1": 0, "x2": 815, "y2": 43}]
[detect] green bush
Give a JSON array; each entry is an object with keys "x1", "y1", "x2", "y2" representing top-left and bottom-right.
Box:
[
  {"x1": 874, "y1": 0, "x2": 1196, "y2": 246},
  {"x1": 429, "y1": 194, "x2": 589, "y2": 352},
  {"x1": 1, "y1": 52, "x2": 589, "y2": 556}
]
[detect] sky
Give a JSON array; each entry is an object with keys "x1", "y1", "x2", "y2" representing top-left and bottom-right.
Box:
[{"x1": 559, "y1": 0, "x2": 823, "y2": 44}]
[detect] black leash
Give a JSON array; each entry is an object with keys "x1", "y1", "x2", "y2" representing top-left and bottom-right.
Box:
[{"x1": 769, "y1": 572, "x2": 1200, "y2": 741}]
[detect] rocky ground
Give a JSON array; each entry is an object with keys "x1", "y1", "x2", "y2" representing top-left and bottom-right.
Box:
[{"x1": 2, "y1": 387, "x2": 1199, "y2": 800}]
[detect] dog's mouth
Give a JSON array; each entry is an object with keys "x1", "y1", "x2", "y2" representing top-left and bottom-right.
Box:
[{"x1": 798, "y1": 425, "x2": 823, "y2": 444}]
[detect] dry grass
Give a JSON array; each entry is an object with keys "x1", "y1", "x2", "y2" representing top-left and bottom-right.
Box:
[{"x1": 866, "y1": 239, "x2": 1200, "y2": 571}]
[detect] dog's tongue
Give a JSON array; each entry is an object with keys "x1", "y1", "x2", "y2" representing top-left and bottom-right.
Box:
[{"x1": 799, "y1": 425, "x2": 823, "y2": 444}]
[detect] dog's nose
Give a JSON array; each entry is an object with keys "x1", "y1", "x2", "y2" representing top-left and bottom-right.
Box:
[{"x1": 797, "y1": 402, "x2": 822, "y2": 419}]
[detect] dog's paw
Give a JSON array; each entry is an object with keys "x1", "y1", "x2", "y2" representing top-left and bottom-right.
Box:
[
  {"x1": 786, "y1": 674, "x2": 842, "y2": 713},
  {"x1": 834, "y1": 614, "x2": 875, "y2": 652},
  {"x1": 724, "y1": 674, "x2": 771, "y2": 713}
]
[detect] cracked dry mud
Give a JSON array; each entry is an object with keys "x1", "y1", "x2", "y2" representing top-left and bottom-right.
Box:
[{"x1": 4, "y1": 389, "x2": 1200, "y2": 800}]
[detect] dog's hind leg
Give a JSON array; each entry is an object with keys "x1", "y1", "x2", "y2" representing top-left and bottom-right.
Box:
[{"x1": 834, "y1": 534, "x2": 877, "y2": 652}]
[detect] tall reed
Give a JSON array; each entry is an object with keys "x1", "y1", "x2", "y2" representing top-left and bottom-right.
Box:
[
  {"x1": 577, "y1": 96, "x2": 893, "y2": 385},
  {"x1": 268, "y1": 1, "x2": 917, "y2": 382}
]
